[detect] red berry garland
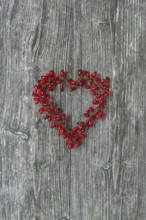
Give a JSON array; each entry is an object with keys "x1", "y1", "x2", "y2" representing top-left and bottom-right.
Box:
[{"x1": 32, "y1": 69, "x2": 110, "y2": 149}]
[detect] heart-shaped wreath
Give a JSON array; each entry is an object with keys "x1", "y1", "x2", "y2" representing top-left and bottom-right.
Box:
[{"x1": 32, "y1": 70, "x2": 109, "y2": 149}]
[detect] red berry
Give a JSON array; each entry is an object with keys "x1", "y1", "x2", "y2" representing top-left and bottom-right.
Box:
[
  {"x1": 89, "y1": 79, "x2": 93, "y2": 84},
  {"x1": 49, "y1": 101, "x2": 54, "y2": 107},
  {"x1": 60, "y1": 85, "x2": 64, "y2": 92},
  {"x1": 95, "y1": 114, "x2": 99, "y2": 120},
  {"x1": 85, "y1": 85, "x2": 91, "y2": 89},
  {"x1": 72, "y1": 127, "x2": 78, "y2": 132},
  {"x1": 78, "y1": 69, "x2": 83, "y2": 76},
  {"x1": 51, "y1": 123, "x2": 56, "y2": 128},
  {"x1": 98, "y1": 110, "x2": 103, "y2": 117},
  {"x1": 58, "y1": 124, "x2": 62, "y2": 130},
  {"x1": 56, "y1": 114, "x2": 60, "y2": 119},
  {"x1": 47, "y1": 84, "x2": 52, "y2": 91},
  {"x1": 62, "y1": 114, "x2": 66, "y2": 119},
  {"x1": 71, "y1": 86, "x2": 76, "y2": 91},
  {"x1": 92, "y1": 72, "x2": 97, "y2": 77},
  {"x1": 63, "y1": 133, "x2": 68, "y2": 139},
  {"x1": 79, "y1": 133, "x2": 86, "y2": 138},
  {"x1": 60, "y1": 69, "x2": 64, "y2": 77},
  {"x1": 91, "y1": 91, "x2": 96, "y2": 96},
  {"x1": 42, "y1": 101, "x2": 47, "y2": 106},
  {"x1": 48, "y1": 116, "x2": 52, "y2": 122},
  {"x1": 68, "y1": 134, "x2": 74, "y2": 139},
  {"x1": 89, "y1": 107, "x2": 94, "y2": 112},
  {"x1": 78, "y1": 80, "x2": 84, "y2": 86},
  {"x1": 83, "y1": 113, "x2": 89, "y2": 117},
  {"x1": 86, "y1": 120, "x2": 92, "y2": 127},
  {"x1": 66, "y1": 139, "x2": 69, "y2": 145},
  {"x1": 104, "y1": 89, "x2": 109, "y2": 93},
  {"x1": 38, "y1": 108, "x2": 44, "y2": 114},
  {"x1": 77, "y1": 121, "x2": 84, "y2": 126},
  {"x1": 58, "y1": 130, "x2": 64, "y2": 135},
  {"x1": 93, "y1": 99, "x2": 99, "y2": 104},
  {"x1": 75, "y1": 139, "x2": 82, "y2": 145},
  {"x1": 105, "y1": 77, "x2": 109, "y2": 83},
  {"x1": 33, "y1": 98, "x2": 39, "y2": 104},
  {"x1": 92, "y1": 86, "x2": 98, "y2": 90},
  {"x1": 46, "y1": 107, "x2": 51, "y2": 113},
  {"x1": 100, "y1": 97, "x2": 104, "y2": 103},
  {"x1": 49, "y1": 70, "x2": 54, "y2": 76},
  {"x1": 96, "y1": 94, "x2": 101, "y2": 98},
  {"x1": 39, "y1": 89, "x2": 44, "y2": 95},
  {"x1": 100, "y1": 103, "x2": 104, "y2": 108},
  {"x1": 79, "y1": 128, "x2": 85, "y2": 133},
  {"x1": 69, "y1": 79, "x2": 76, "y2": 85},
  {"x1": 45, "y1": 94, "x2": 50, "y2": 100},
  {"x1": 85, "y1": 72, "x2": 90, "y2": 78},
  {"x1": 68, "y1": 143, "x2": 74, "y2": 149}
]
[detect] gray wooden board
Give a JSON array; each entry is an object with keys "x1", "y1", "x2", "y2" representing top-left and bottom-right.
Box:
[{"x1": 0, "y1": 0, "x2": 146, "y2": 219}]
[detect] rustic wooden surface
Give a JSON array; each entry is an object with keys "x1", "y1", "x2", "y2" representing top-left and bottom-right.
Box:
[{"x1": 0, "y1": 0, "x2": 146, "y2": 220}]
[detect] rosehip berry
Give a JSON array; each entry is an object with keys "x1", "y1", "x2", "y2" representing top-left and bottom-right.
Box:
[
  {"x1": 48, "y1": 116, "x2": 52, "y2": 122},
  {"x1": 92, "y1": 86, "x2": 98, "y2": 90},
  {"x1": 66, "y1": 139, "x2": 69, "y2": 145},
  {"x1": 89, "y1": 107, "x2": 94, "y2": 112},
  {"x1": 103, "y1": 93, "x2": 109, "y2": 97},
  {"x1": 71, "y1": 86, "x2": 76, "y2": 91},
  {"x1": 89, "y1": 79, "x2": 93, "y2": 84},
  {"x1": 77, "y1": 121, "x2": 84, "y2": 126},
  {"x1": 69, "y1": 79, "x2": 76, "y2": 85},
  {"x1": 93, "y1": 99, "x2": 99, "y2": 104},
  {"x1": 47, "y1": 84, "x2": 52, "y2": 91},
  {"x1": 96, "y1": 94, "x2": 101, "y2": 98},
  {"x1": 58, "y1": 124, "x2": 62, "y2": 130},
  {"x1": 105, "y1": 77, "x2": 109, "y2": 83},
  {"x1": 38, "y1": 108, "x2": 44, "y2": 114},
  {"x1": 92, "y1": 72, "x2": 97, "y2": 77},
  {"x1": 98, "y1": 110, "x2": 103, "y2": 117},
  {"x1": 49, "y1": 101, "x2": 54, "y2": 107},
  {"x1": 91, "y1": 91, "x2": 96, "y2": 96},
  {"x1": 60, "y1": 85, "x2": 64, "y2": 92},
  {"x1": 62, "y1": 114, "x2": 66, "y2": 119},
  {"x1": 51, "y1": 123, "x2": 56, "y2": 128},
  {"x1": 60, "y1": 69, "x2": 64, "y2": 77},
  {"x1": 63, "y1": 133, "x2": 68, "y2": 139},
  {"x1": 46, "y1": 107, "x2": 51, "y2": 113},
  {"x1": 85, "y1": 72, "x2": 90, "y2": 78},
  {"x1": 100, "y1": 103, "x2": 104, "y2": 108},
  {"x1": 33, "y1": 98, "x2": 39, "y2": 104},
  {"x1": 78, "y1": 80, "x2": 84, "y2": 86},
  {"x1": 78, "y1": 69, "x2": 83, "y2": 76},
  {"x1": 79, "y1": 133, "x2": 86, "y2": 138},
  {"x1": 42, "y1": 101, "x2": 47, "y2": 106},
  {"x1": 68, "y1": 143, "x2": 74, "y2": 149},
  {"x1": 86, "y1": 120, "x2": 92, "y2": 127},
  {"x1": 83, "y1": 113, "x2": 89, "y2": 117},
  {"x1": 56, "y1": 108, "x2": 61, "y2": 113},
  {"x1": 45, "y1": 94, "x2": 50, "y2": 100},
  {"x1": 75, "y1": 139, "x2": 82, "y2": 145},
  {"x1": 49, "y1": 70, "x2": 54, "y2": 76},
  {"x1": 39, "y1": 89, "x2": 44, "y2": 95}
]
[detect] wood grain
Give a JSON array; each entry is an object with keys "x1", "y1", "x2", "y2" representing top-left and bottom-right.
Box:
[{"x1": 0, "y1": 0, "x2": 146, "y2": 219}]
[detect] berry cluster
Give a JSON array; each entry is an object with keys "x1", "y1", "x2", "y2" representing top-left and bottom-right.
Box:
[{"x1": 32, "y1": 69, "x2": 109, "y2": 149}]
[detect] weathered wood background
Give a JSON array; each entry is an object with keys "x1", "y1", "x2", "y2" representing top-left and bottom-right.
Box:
[{"x1": 0, "y1": 0, "x2": 146, "y2": 219}]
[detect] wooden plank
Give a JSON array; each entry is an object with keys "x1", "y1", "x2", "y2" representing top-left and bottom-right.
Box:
[{"x1": 0, "y1": 0, "x2": 145, "y2": 219}]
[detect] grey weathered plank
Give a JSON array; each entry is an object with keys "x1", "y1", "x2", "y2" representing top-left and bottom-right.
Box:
[{"x1": 0, "y1": 0, "x2": 146, "y2": 220}]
